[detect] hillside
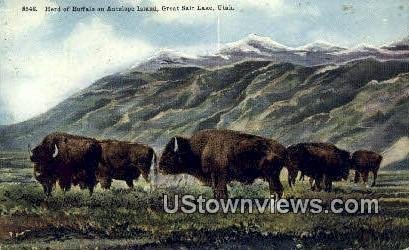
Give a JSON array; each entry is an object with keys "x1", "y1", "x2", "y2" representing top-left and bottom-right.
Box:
[{"x1": 0, "y1": 58, "x2": 408, "y2": 169}]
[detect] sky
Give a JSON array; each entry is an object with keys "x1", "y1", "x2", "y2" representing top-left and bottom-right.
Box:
[{"x1": 0, "y1": 0, "x2": 408, "y2": 124}]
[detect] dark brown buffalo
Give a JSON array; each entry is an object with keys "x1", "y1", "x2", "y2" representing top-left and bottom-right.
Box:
[
  {"x1": 287, "y1": 142, "x2": 351, "y2": 192},
  {"x1": 351, "y1": 150, "x2": 382, "y2": 187},
  {"x1": 30, "y1": 132, "x2": 102, "y2": 196},
  {"x1": 158, "y1": 129, "x2": 288, "y2": 199},
  {"x1": 97, "y1": 140, "x2": 157, "y2": 189}
]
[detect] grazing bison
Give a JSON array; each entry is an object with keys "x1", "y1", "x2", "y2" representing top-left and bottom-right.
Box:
[
  {"x1": 351, "y1": 150, "x2": 382, "y2": 187},
  {"x1": 30, "y1": 132, "x2": 102, "y2": 196},
  {"x1": 287, "y1": 142, "x2": 351, "y2": 192},
  {"x1": 158, "y1": 129, "x2": 288, "y2": 199},
  {"x1": 97, "y1": 140, "x2": 157, "y2": 189}
]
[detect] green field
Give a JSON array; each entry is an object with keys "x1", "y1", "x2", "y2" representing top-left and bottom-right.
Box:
[{"x1": 1, "y1": 151, "x2": 409, "y2": 249}]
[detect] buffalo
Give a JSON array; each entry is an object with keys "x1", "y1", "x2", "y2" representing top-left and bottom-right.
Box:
[
  {"x1": 158, "y1": 129, "x2": 288, "y2": 199},
  {"x1": 351, "y1": 150, "x2": 382, "y2": 187},
  {"x1": 287, "y1": 142, "x2": 351, "y2": 192},
  {"x1": 30, "y1": 132, "x2": 102, "y2": 196},
  {"x1": 97, "y1": 140, "x2": 157, "y2": 189}
]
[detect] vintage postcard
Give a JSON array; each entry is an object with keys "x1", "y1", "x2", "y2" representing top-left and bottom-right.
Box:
[{"x1": 1, "y1": 0, "x2": 408, "y2": 249}]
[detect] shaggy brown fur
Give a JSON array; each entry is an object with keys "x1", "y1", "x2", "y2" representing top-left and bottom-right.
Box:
[
  {"x1": 351, "y1": 150, "x2": 382, "y2": 187},
  {"x1": 158, "y1": 129, "x2": 288, "y2": 199},
  {"x1": 97, "y1": 140, "x2": 156, "y2": 189},
  {"x1": 287, "y1": 142, "x2": 351, "y2": 192},
  {"x1": 30, "y1": 132, "x2": 102, "y2": 196}
]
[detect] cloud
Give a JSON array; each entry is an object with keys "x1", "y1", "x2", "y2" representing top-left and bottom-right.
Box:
[
  {"x1": 0, "y1": 0, "x2": 58, "y2": 38},
  {"x1": 1, "y1": 18, "x2": 154, "y2": 123}
]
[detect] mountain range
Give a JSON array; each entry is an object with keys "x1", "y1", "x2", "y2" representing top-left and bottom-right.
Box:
[
  {"x1": 135, "y1": 34, "x2": 409, "y2": 71},
  {"x1": 1, "y1": 34, "x2": 408, "y2": 169}
]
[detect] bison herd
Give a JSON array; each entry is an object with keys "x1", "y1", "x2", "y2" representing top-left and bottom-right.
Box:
[{"x1": 29, "y1": 130, "x2": 382, "y2": 199}]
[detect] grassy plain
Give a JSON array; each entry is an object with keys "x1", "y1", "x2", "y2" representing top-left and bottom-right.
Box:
[{"x1": 1, "y1": 150, "x2": 409, "y2": 249}]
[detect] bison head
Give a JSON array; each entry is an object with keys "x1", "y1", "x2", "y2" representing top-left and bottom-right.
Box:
[
  {"x1": 30, "y1": 143, "x2": 59, "y2": 164},
  {"x1": 159, "y1": 137, "x2": 193, "y2": 175},
  {"x1": 30, "y1": 142, "x2": 60, "y2": 197}
]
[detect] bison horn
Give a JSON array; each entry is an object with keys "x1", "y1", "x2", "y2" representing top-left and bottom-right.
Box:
[
  {"x1": 52, "y1": 144, "x2": 59, "y2": 158},
  {"x1": 174, "y1": 137, "x2": 179, "y2": 152}
]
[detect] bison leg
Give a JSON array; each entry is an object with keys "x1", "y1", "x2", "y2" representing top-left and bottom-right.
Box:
[
  {"x1": 88, "y1": 186, "x2": 94, "y2": 196},
  {"x1": 268, "y1": 179, "x2": 283, "y2": 199},
  {"x1": 62, "y1": 185, "x2": 71, "y2": 193},
  {"x1": 100, "y1": 178, "x2": 112, "y2": 189},
  {"x1": 212, "y1": 178, "x2": 228, "y2": 199},
  {"x1": 211, "y1": 172, "x2": 228, "y2": 199},
  {"x1": 309, "y1": 177, "x2": 315, "y2": 190},
  {"x1": 97, "y1": 163, "x2": 111, "y2": 189},
  {"x1": 126, "y1": 179, "x2": 134, "y2": 189},
  {"x1": 287, "y1": 169, "x2": 298, "y2": 188},
  {"x1": 285, "y1": 165, "x2": 298, "y2": 188},
  {"x1": 314, "y1": 176, "x2": 324, "y2": 192},
  {"x1": 268, "y1": 172, "x2": 283, "y2": 199},
  {"x1": 216, "y1": 180, "x2": 228, "y2": 199},
  {"x1": 323, "y1": 175, "x2": 332, "y2": 192},
  {"x1": 42, "y1": 183, "x2": 52, "y2": 197},
  {"x1": 362, "y1": 171, "x2": 369, "y2": 186},
  {"x1": 82, "y1": 157, "x2": 99, "y2": 196},
  {"x1": 371, "y1": 170, "x2": 378, "y2": 187},
  {"x1": 41, "y1": 178, "x2": 56, "y2": 197},
  {"x1": 214, "y1": 183, "x2": 228, "y2": 199},
  {"x1": 85, "y1": 172, "x2": 97, "y2": 196},
  {"x1": 354, "y1": 171, "x2": 361, "y2": 183}
]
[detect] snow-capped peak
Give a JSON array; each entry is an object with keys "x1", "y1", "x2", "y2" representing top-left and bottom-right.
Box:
[
  {"x1": 388, "y1": 37, "x2": 409, "y2": 47},
  {"x1": 131, "y1": 49, "x2": 199, "y2": 70},
  {"x1": 150, "y1": 49, "x2": 198, "y2": 61},
  {"x1": 382, "y1": 37, "x2": 409, "y2": 51},
  {"x1": 296, "y1": 40, "x2": 345, "y2": 53},
  {"x1": 331, "y1": 43, "x2": 381, "y2": 55},
  {"x1": 219, "y1": 33, "x2": 290, "y2": 55},
  {"x1": 132, "y1": 34, "x2": 409, "y2": 71}
]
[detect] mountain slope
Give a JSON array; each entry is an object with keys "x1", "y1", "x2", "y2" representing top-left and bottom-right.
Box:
[{"x1": 1, "y1": 58, "x2": 408, "y2": 169}]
